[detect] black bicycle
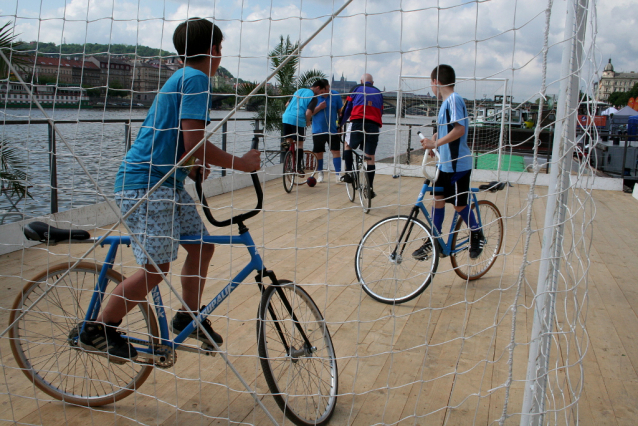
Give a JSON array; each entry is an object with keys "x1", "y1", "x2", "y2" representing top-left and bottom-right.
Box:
[{"x1": 344, "y1": 149, "x2": 372, "y2": 214}]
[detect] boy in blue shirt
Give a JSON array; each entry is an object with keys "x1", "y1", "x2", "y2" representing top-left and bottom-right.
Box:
[
  {"x1": 282, "y1": 80, "x2": 330, "y2": 175},
  {"x1": 79, "y1": 18, "x2": 260, "y2": 361},
  {"x1": 417, "y1": 65, "x2": 484, "y2": 260},
  {"x1": 308, "y1": 79, "x2": 343, "y2": 183}
]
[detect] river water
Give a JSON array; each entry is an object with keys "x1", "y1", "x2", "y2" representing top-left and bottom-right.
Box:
[{"x1": 1, "y1": 108, "x2": 432, "y2": 223}]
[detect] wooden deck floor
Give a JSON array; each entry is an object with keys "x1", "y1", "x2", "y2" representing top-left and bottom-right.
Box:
[{"x1": 0, "y1": 173, "x2": 636, "y2": 425}]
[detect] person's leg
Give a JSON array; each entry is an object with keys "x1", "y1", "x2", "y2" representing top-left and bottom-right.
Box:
[
  {"x1": 313, "y1": 135, "x2": 327, "y2": 182},
  {"x1": 98, "y1": 262, "x2": 170, "y2": 324},
  {"x1": 179, "y1": 243, "x2": 215, "y2": 311},
  {"x1": 455, "y1": 204, "x2": 479, "y2": 230},
  {"x1": 365, "y1": 155, "x2": 376, "y2": 190},
  {"x1": 432, "y1": 196, "x2": 446, "y2": 235},
  {"x1": 331, "y1": 150, "x2": 341, "y2": 172},
  {"x1": 343, "y1": 145, "x2": 353, "y2": 172}
]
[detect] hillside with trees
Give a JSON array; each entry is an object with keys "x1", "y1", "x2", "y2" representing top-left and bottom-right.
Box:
[{"x1": 19, "y1": 41, "x2": 237, "y2": 80}]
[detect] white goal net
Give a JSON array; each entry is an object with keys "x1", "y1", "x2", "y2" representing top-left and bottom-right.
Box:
[{"x1": 0, "y1": 0, "x2": 604, "y2": 425}]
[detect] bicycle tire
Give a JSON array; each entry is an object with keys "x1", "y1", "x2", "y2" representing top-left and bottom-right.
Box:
[
  {"x1": 282, "y1": 150, "x2": 295, "y2": 193},
  {"x1": 9, "y1": 262, "x2": 159, "y2": 407},
  {"x1": 257, "y1": 280, "x2": 338, "y2": 426},
  {"x1": 450, "y1": 200, "x2": 504, "y2": 280},
  {"x1": 303, "y1": 151, "x2": 319, "y2": 179},
  {"x1": 359, "y1": 166, "x2": 371, "y2": 214},
  {"x1": 345, "y1": 172, "x2": 356, "y2": 202},
  {"x1": 355, "y1": 216, "x2": 439, "y2": 304}
]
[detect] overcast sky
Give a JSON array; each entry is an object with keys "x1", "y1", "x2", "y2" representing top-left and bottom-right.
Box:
[{"x1": 2, "y1": 0, "x2": 636, "y2": 102}]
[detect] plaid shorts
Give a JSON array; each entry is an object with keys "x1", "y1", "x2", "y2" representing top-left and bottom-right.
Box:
[{"x1": 115, "y1": 187, "x2": 209, "y2": 265}]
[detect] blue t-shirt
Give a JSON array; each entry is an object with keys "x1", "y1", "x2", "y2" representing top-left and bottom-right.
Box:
[
  {"x1": 437, "y1": 92, "x2": 472, "y2": 173},
  {"x1": 282, "y1": 88, "x2": 315, "y2": 127},
  {"x1": 114, "y1": 67, "x2": 212, "y2": 192},
  {"x1": 312, "y1": 90, "x2": 343, "y2": 135}
]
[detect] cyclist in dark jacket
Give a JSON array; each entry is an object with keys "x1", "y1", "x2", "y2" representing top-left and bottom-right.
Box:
[{"x1": 339, "y1": 73, "x2": 383, "y2": 198}]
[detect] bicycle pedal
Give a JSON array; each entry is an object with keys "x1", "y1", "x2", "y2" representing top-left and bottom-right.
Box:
[{"x1": 201, "y1": 343, "x2": 218, "y2": 356}]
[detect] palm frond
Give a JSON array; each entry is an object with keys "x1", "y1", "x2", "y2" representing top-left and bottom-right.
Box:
[
  {"x1": 0, "y1": 140, "x2": 31, "y2": 199},
  {"x1": 296, "y1": 69, "x2": 328, "y2": 90},
  {"x1": 0, "y1": 21, "x2": 29, "y2": 78}
]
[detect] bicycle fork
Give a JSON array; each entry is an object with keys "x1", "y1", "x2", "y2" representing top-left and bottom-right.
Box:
[
  {"x1": 390, "y1": 206, "x2": 422, "y2": 263},
  {"x1": 256, "y1": 270, "x2": 316, "y2": 360}
]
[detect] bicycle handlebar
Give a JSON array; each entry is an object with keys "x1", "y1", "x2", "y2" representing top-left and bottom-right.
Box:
[{"x1": 195, "y1": 140, "x2": 263, "y2": 228}]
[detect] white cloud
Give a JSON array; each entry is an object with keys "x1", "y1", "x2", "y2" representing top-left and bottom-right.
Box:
[{"x1": 3, "y1": 0, "x2": 636, "y2": 100}]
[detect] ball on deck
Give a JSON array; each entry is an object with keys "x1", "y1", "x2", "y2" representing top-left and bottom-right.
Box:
[{"x1": 307, "y1": 176, "x2": 317, "y2": 187}]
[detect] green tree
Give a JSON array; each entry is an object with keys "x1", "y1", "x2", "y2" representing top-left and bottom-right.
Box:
[
  {"x1": 238, "y1": 36, "x2": 326, "y2": 132},
  {"x1": 607, "y1": 83, "x2": 638, "y2": 107},
  {"x1": 107, "y1": 79, "x2": 128, "y2": 98},
  {"x1": 0, "y1": 22, "x2": 30, "y2": 199}
]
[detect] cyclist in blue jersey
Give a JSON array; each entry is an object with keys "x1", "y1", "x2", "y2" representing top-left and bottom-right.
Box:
[
  {"x1": 282, "y1": 80, "x2": 330, "y2": 174},
  {"x1": 79, "y1": 18, "x2": 260, "y2": 361},
  {"x1": 416, "y1": 64, "x2": 485, "y2": 260},
  {"x1": 307, "y1": 79, "x2": 344, "y2": 183}
]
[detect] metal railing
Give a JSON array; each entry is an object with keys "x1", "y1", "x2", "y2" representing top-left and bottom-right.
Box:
[{"x1": 2, "y1": 117, "x2": 263, "y2": 214}]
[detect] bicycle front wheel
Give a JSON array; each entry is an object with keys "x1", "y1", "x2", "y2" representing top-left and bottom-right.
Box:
[
  {"x1": 257, "y1": 280, "x2": 338, "y2": 426},
  {"x1": 304, "y1": 150, "x2": 319, "y2": 179},
  {"x1": 450, "y1": 200, "x2": 504, "y2": 280},
  {"x1": 358, "y1": 166, "x2": 371, "y2": 214},
  {"x1": 283, "y1": 151, "x2": 295, "y2": 193},
  {"x1": 9, "y1": 262, "x2": 159, "y2": 406},
  {"x1": 355, "y1": 216, "x2": 439, "y2": 304}
]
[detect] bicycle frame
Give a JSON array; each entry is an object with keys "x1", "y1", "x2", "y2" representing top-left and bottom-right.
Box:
[
  {"x1": 401, "y1": 181, "x2": 485, "y2": 257},
  {"x1": 81, "y1": 231, "x2": 266, "y2": 356}
]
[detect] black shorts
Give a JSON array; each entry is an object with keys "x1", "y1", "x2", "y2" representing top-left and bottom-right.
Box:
[
  {"x1": 283, "y1": 123, "x2": 305, "y2": 142},
  {"x1": 433, "y1": 170, "x2": 471, "y2": 206},
  {"x1": 312, "y1": 133, "x2": 341, "y2": 153},
  {"x1": 347, "y1": 120, "x2": 380, "y2": 156}
]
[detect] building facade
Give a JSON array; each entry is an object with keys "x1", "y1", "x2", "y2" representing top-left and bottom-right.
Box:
[
  {"x1": 24, "y1": 57, "x2": 100, "y2": 88},
  {"x1": 86, "y1": 56, "x2": 133, "y2": 92},
  {"x1": 595, "y1": 59, "x2": 638, "y2": 101},
  {"x1": 131, "y1": 61, "x2": 174, "y2": 102}
]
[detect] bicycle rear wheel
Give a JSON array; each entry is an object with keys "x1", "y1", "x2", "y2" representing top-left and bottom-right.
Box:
[
  {"x1": 282, "y1": 150, "x2": 295, "y2": 193},
  {"x1": 9, "y1": 262, "x2": 159, "y2": 406},
  {"x1": 355, "y1": 216, "x2": 439, "y2": 304},
  {"x1": 257, "y1": 280, "x2": 338, "y2": 426},
  {"x1": 450, "y1": 200, "x2": 504, "y2": 280}
]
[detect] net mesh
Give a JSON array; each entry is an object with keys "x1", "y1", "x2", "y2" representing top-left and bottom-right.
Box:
[{"x1": 0, "y1": 0, "x2": 603, "y2": 425}]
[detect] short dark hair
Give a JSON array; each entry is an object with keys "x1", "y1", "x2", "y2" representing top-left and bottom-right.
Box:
[
  {"x1": 311, "y1": 78, "x2": 330, "y2": 90},
  {"x1": 173, "y1": 18, "x2": 224, "y2": 62},
  {"x1": 431, "y1": 64, "x2": 456, "y2": 86}
]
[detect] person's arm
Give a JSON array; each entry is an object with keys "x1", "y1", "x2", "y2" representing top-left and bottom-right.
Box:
[
  {"x1": 309, "y1": 97, "x2": 326, "y2": 115},
  {"x1": 420, "y1": 124, "x2": 463, "y2": 150},
  {"x1": 182, "y1": 119, "x2": 260, "y2": 172}
]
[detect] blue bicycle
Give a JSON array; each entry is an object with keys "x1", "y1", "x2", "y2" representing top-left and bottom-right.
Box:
[
  {"x1": 354, "y1": 169, "x2": 505, "y2": 304},
  {"x1": 10, "y1": 172, "x2": 338, "y2": 426}
]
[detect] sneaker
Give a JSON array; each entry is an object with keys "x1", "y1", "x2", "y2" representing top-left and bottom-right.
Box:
[
  {"x1": 335, "y1": 173, "x2": 344, "y2": 183},
  {"x1": 317, "y1": 171, "x2": 324, "y2": 183},
  {"x1": 369, "y1": 189, "x2": 376, "y2": 199},
  {"x1": 412, "y1": 240, "x2": 433, "y2": 260},
  {"x1": 79, "y1": 321, "x2": 138, "y2": 360},
  {"x1": 171, "y1": 306, "x2": 223, "y2": 345},
  {"x1": 340, "y1": 173, "x2": 353, "y2": 183},
  {"x1": 469, "y1": 229, "x2": 486, "y2": 259}
]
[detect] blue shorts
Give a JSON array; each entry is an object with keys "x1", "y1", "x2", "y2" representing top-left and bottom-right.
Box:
[{"x1": 116, "y1": 187, "x2": 209, "y2": 265}]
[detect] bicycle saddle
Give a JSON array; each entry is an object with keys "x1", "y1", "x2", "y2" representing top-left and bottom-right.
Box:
[
  {"x1": 23, "y1": 221, "x2": 90, "y2": 243},
  {"x1": 478, "y1": 181, "x2": 508, "y2": 192}
]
